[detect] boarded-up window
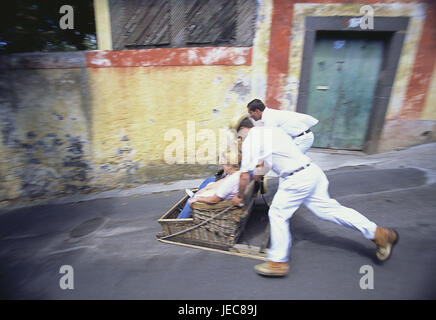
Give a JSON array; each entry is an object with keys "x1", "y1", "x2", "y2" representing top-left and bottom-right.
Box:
[
  {"x1": 185, "y1": 0, "x2": 236, "y2": 44},
  {"x1": 109, "y1": 0, "x2": 256, "y2": 50}
]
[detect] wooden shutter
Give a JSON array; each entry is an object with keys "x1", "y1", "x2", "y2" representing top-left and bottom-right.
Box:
[
  {"x1": 109, "y1": 0, "x2": 256, "y2": 50},
  {"x1": 110, "y1": 0, "x2": 171, "y2": 50},
  {"x1": 185, "y1": 0, "x2": 236, "y2": 45}
]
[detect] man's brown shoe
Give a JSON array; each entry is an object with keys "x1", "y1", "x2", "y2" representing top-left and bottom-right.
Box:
[
  {"x1": 372, "y1": 227, "x2": 399, "y2": 261},
  {"x1": 254, "y1": 261, "x2": 289, "y2": 277}
]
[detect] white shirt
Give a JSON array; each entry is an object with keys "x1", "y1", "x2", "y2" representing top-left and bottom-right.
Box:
[
  {"x1": 240, "y1": 127, "x2": 311, "y2": 177},
  {"x1": 259, "y1": 107, "x2": 319, "y2": 137},
  {"x1": 214, "y1": 171, "x2": 241, "y2": 199},
  {"x1": 192, "y1": 172, "x2": 240, "y2": 200}
]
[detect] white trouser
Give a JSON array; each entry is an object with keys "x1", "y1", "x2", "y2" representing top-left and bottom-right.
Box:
[
  {"x1": 267, "y1": 163, "x2": 378, "y2": 263},
  {"x1": 293, "y1": 131, "x2": 314, "y2": 154}
]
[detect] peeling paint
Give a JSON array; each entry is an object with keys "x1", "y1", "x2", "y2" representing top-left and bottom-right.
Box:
[
  {"x1": 231, "y1": 81, "x2": 251, "y2": 97},
  {"x1": 86, "y1": 47, "x2": 252, "y2": 68},
  {"x1": 88, "y1": 64, "x2": 251, "y2": 190},
  {"x1": 250, "y1": 0, "x2": 272, "y2": 102}
]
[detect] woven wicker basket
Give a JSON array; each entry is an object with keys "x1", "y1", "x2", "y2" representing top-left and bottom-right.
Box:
[
  {"x1": 157, "y1": 196, "x2": 253, "y2": 250},
  {"x1": 190, "y1": 200, "x2": 249, "y2": 248},
  {"x1": 157, "y1": 180, "x2": 258, "y2": 250}
]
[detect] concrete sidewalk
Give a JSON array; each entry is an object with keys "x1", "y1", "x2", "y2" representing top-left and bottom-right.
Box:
[{"x1": 1, "y1": 142, "x2": 435, "y2": 214}]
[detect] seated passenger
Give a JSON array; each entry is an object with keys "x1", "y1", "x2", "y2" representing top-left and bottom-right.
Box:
[
  {"x1": 176, "y1": 154, "x2": 241, "y2": 219},
  {"x1": 176, "y1": 115, "x2": 254, "y2": 219},
  {"x1": 188, "y1": 162, "x2": 240, "y2": 207}
]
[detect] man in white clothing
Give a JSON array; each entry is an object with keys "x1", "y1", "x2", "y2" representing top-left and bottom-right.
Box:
[
  {"x1": 232, "y1": 126, "x2": 398, "y2": 277},
  {"x1": 247, "y1": 99, "x2": 318, "y2": 154}
]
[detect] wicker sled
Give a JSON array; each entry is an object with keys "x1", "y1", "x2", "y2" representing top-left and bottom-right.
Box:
[{"x1": 157, "y1": 180, "x2": 268, "y2": 260}]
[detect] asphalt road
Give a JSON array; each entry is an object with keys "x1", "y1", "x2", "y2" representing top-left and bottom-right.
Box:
[{"x1": 1, "y1": 165, "x2": 435, "y2": 299}]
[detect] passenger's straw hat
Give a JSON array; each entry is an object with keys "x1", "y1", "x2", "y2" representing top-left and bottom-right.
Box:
[{"x1": 229, "y1": 113, "x2": 253, "y2": 131}]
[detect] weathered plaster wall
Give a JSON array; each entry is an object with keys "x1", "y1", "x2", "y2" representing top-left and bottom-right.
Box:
[
  {"x1": 0, "y1": 48, "x2": 256, "y2": 206},
  {"x1": 377, "y1": 1, "x2": 436, "y2": 152},
  {"x1": 422, "y1": 64, "x2": 436, "y2": 122},
  {"x1": 0, "y1": 53, "x2": 93, "y2": 204},
  {"x1": 250, "y1": 0, "x2": 273, "y2": 101},
  {"x1": 379, "y1": 62, "x2": 436, "y2": 151},
  {"x1": 0, "y1": 0, "x2": 274, "y2": 206},
  {"x1": 88, "y1": 64, "x2": 252, "y2": 188}
]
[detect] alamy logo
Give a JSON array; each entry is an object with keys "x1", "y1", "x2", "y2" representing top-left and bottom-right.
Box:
[
  {"x1": 59, "y1": 5, "x2": 74, "y2": 30},
  {"x1": 359, "y1": 265, "x2": 374, "y2": 290},
  {"x1": 59, "y1": 265, "x2": 74, "y2": 290},
  {"x1": 163, "y1": 121, "x2": 273, "y2": 166},
  {"x1": 360, "y1": 5, "x2": 374, "y2": 30}
]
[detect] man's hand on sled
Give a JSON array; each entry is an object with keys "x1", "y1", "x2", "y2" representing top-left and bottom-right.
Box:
[
  {"x1": 235, "y1": 172, "x2": 251, "y2": 207},
  {"x1": 253, "y1": 174, "x2": 264, "y2": 182},
  {"x1": 232, "y1": 194, "x2": 243, "y2": 207},
  {"x1": 254, "y1": 162, "x2": 267, "y2": 181}
]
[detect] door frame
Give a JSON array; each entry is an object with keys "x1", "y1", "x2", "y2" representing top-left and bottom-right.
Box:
[{"x1": 296, "y1": 16, "x2": 409, "y2": 154}]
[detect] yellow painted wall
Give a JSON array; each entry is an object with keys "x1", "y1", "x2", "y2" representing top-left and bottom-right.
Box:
[
  {"x1": 422, "y1": 63, "x2": 436, "y2": 121},
  {"x1": 88, "y1": 65, "x2": 252, "y2": 187},
  {"x1": 250, "y1": 0, "x2": 273, "y2": 101},
  {"x1": 93, "y1": 0, "x2": 112, "y2": 50},
  {"x1": 0, "y1": 0, "x2": 271, "y2": 206},
  {"x1": 0, "y1": 63, "x2": 255, "y2": 206}
]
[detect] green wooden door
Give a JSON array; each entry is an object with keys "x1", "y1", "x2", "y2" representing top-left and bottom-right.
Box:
[{"x1": 306, "y1": 33, "x2": 384, "y2": 150}]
